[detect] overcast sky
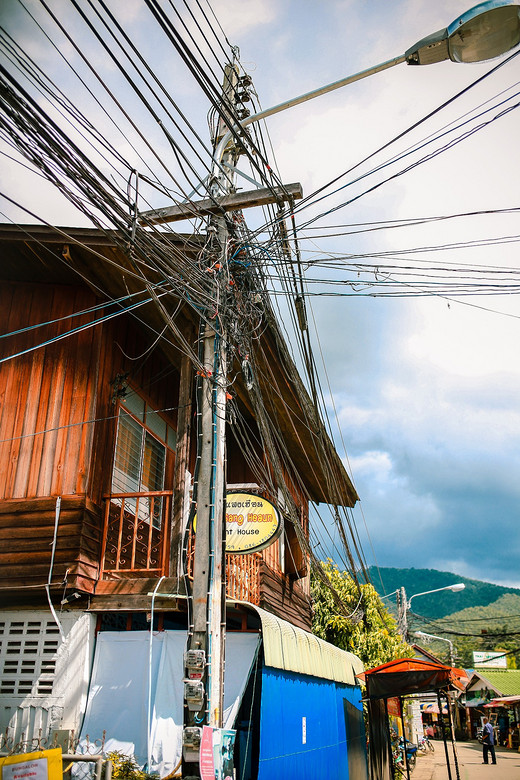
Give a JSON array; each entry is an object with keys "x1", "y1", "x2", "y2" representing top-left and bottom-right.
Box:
[{"x1": 1, "y1": 0, "x2": 519, "y2": 589}]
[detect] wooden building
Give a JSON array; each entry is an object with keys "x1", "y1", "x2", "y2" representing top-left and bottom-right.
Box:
[{"x1": 0, "y1": 223, "x2": 358, "y2": 751}]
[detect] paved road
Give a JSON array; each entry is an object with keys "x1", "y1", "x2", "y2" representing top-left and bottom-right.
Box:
[{"x1": 412, "y1": 741, "x2": 520, "y2": 780}]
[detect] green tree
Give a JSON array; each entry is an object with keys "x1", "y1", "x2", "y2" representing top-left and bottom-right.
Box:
[{"x1": 311, "y1": 560, "x2": 413, "y2": 669}]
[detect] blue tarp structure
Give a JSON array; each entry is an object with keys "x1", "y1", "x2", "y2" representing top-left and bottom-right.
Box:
[
  {"x1": 258, "y1": 666, "x2": 367, "y2": 780},
  {"x1": 231, "y1": 606, "x2": 368, "y2": 780}
]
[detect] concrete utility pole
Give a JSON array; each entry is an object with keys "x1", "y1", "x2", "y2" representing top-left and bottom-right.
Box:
[
  {"x1": 183, "y1": 61, "x2": 239, "y2": 776},
  {"x1": 157, "y1": 59, "x2": 303, "y2": 779}
]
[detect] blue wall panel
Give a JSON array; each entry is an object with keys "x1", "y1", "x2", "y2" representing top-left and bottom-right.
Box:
[{"x1": 257, "y1": 667, "x2": 366, "y2": 780}]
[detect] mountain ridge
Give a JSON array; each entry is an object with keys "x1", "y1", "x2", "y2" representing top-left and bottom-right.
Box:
[{"x1": 367, "y1": 566, "x2": 520, "y2": 619}]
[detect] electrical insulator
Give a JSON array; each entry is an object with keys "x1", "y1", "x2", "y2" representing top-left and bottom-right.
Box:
[{"x1": 295, "y1": 295, "x2": 308, "y2": 332}]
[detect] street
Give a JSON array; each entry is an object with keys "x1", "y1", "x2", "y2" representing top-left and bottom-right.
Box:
[{"x1": 413, "y1": 741, "x2": 520, "y2": 780}]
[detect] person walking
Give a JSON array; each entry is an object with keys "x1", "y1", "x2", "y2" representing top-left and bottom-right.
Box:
[{"x1": 482, "y1": 717, "x2": 497, "y2": 765}]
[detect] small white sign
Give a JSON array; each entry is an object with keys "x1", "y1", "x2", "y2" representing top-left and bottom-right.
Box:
[
  {"x1": 302, "y1": 716, "x2": 307, "y2": 745},
  {"x1": 2, "y1": 758, "x2": 48, "y2": 780},
  {"x1": 473, "y1": 651, "x2": 507, "y2": 668}
]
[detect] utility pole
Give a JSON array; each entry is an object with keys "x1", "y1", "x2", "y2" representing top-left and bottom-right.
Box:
[
  {"x1": 397, "y1": 586, "x2": 408, "y2": 641},
  {"x1": 149, "y1": 58, "x2": 303, "y2": 779},
  {"x1": 182, "y1": 59, "x2": 240, "y2": 778},
  {"x1": 205, "y1": 60, "x2": 242, "y2": 727}
]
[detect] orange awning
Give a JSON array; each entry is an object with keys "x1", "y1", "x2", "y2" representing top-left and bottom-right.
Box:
[{"x1": 358, "y1": 658, "x2": 469, "y2": 700}]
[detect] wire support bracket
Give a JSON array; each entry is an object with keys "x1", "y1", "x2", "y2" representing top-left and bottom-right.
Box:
[{"x1": 139, "y1": 182, "x2": 303, "y2": 225}]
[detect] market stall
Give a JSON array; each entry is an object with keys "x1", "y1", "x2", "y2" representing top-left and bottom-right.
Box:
[{"x1": 359, "y1": 658, "x2": 468, "y2": 780}]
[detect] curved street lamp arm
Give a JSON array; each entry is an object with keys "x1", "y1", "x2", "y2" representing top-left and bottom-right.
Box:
[
  {"x1": 414, "y1": 631, "x2": 455, "y2": 665},
  {"x1": 212, "y1": 2, "x2": 520, "y2": 174},
  {"x1": 415, "y1": 631, "x2": 453, "y2": 647},
  {"x1": 407, "y1": 584, "x2": 464, "y2": 609},
  {"x1": 212, "y1": 55, "x2": 406, "y2": 171}
]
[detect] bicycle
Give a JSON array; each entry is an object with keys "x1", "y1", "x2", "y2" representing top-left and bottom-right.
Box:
[{"x1": 417, "y1": 734, "x2": 435, "y2": 753}]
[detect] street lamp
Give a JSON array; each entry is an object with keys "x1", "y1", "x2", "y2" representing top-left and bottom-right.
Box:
[
  {"x1": 398, "y1": 583, "x2": 466, "y2": 640},
  {"x1": 414, "y1": 631, "x2": 455, "y2": 667},
  {"x1": 407, "y1": 583, "x2": 466, "y2": 612},
  {"x1": 406, "y1": 0, "x2": 520, "y2": 65},
  {"x1": 214, "y1": 0, "x2": 520, "y2": 168}
]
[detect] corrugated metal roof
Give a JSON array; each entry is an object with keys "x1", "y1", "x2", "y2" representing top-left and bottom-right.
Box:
[
  {"x1": 468, "y1": 670, "x2": 520, "y2": 696},
  {"x1": 252, "y1": 605, "x2": 364, "y2": 685}
]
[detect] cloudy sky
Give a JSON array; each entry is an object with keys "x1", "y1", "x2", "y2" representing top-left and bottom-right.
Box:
[
  {"x1": 212, "y1": 0, "x2": 520, "y2": 589},
  {"x1": 1, "y1": 0, "x2": 519, "y2": 588}
]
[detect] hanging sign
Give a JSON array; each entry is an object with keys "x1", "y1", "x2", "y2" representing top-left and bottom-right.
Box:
[
  {"x1": 0, "y1": 749, "x2": 62, "y2": 780},
  {"x1": 199, "y1": 726, "x2": 236, "y2": 780},
  {"x1": 387, "y1": 697, "x2": 402, "y2": 718},
  {"x1": 225, "y1": 492, "x2": 282, "y2": 554}
]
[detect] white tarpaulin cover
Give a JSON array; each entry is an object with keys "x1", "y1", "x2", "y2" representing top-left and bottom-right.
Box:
[{"x1": 79, "y1": 630, "x2": 260, "y2": 777}]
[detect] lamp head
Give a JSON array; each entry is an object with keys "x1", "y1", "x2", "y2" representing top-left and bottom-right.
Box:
[
  {"x1": 406, "y1": 0, "x2": 520, "y2": 66},
  {"x1": 449, "y1": 583, "x2": 466, "y2": 592}
]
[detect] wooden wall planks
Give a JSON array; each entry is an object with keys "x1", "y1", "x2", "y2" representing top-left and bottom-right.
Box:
[
  {"x1": 259, "y1": 560, "x2": 313, "y2": 632},
  {"x1": 0, "y1": 283, "x2": 99, "y2": 500},
  {"x1": 0, "y1": 495, "x2": 102, "y2": 603}
]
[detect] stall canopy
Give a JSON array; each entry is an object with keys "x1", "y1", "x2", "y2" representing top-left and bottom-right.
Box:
[
  {"x1": 358, "y1": 658, "x2": 468, "y2": 700},
  {"x1": 359, "y1": 659, "x2": 468, "y2": 780},
  {"x1": 420, "y1": 702, "x2": 447, "y2": 714},
  {"x1": 484, "y1": 695, "x2": 520, "y2": 707}
]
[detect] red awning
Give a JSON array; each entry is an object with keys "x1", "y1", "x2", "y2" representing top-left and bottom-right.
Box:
[
  {"x1": 358, "y1": 658, "x2": 469, "y2": 700},
  {"x1": 484, "y1": 695, "x2": 520, "y2": 707}
]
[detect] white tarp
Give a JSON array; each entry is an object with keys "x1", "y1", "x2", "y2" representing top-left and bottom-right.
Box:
[{"x1": 79, "y1": 630, "x2": 260, "y2": 777}]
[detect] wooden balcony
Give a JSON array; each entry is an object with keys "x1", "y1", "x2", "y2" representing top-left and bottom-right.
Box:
[
  {"x1": 186, "y1": 532, "x2": 261, "y2": 606},
  {"x1": 100, "y1": 491, "x2": 172, "y2": 579}
]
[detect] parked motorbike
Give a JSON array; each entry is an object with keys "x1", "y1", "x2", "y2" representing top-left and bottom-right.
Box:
[
  {"x1": 390, "y1": 730, "x2": 418, "y2": 775},
  {"x1": 399, "y1": 737, "x2": 418, "y2": 770}
]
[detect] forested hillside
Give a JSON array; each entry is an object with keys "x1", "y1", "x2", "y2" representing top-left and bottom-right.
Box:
[
  {"x1": 413, "y1": 594, "x2": 520, "y2": 668},
  {"x1": 367, "y1": 567, "x2": 520, "y2": 667},
  {"x1": 368, "y1": 566, "x2": 520, "y2": 618}
]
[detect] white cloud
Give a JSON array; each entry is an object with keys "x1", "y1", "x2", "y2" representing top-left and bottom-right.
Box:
[
  {"x1": 348, "y1": 450, "x2": 392, "y2": 479},
  {"x1": 431, "y1": 558, "x2": 520, "y2": 591},
  {"x1": 211, "y1": 0, "x2": 278, "y2": 39}
]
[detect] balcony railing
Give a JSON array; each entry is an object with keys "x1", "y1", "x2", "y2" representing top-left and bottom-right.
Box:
[
  {"x1": 100, "y1": 491, "x2": 172, "y2": 578},
  {"x1": 186, "y1": 532, "x2": 261, "y2": 605},
  {"x1": 226, "y1": 553, "x2": 261, "y2": 605}
]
